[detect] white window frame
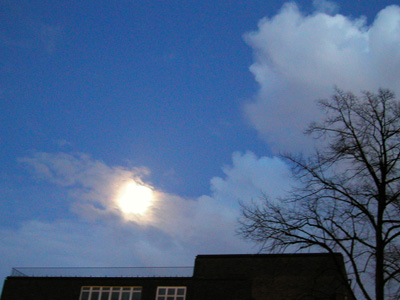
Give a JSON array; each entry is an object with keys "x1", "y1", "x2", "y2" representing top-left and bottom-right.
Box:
[
  {"x1": 155, "y1": 286, "x2": 186, "y2": 300},
  {"x1": 80, "y1": 286, "x2": 142, "y2": 300}
]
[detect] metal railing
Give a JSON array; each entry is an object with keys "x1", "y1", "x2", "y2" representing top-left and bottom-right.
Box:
[{"x1": 11, "y1": 267, "x2": 194, "y2": 278}]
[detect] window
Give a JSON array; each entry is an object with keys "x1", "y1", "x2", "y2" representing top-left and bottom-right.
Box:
[
  {"x1": 80, "y1": 286, "x2": 142, "y2": 300},
  {"x1": 155, "y1": 287, "x2": 186, "y2": 300}
]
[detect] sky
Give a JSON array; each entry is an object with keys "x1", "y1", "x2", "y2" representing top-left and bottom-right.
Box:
[{"x1": 1, "y1": 0, "x2": 400, "y2": 288}]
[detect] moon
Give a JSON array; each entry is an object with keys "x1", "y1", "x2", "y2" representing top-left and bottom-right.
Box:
[{"x1": 117, "y1": 181, "x2": 153, "y2": 215}]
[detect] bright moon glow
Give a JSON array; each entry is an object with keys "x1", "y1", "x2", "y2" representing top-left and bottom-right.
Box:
[{"x1": 117, "y1": 181, "x2": 153, "y2": 215}]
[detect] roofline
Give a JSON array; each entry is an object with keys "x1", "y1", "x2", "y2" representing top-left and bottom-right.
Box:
[
  {"x1": 195, "y1": 252, "x2": 344, "y2": 259},
  {"x1": 5, "y1": 276, "x2": 194, "y2": 280}
]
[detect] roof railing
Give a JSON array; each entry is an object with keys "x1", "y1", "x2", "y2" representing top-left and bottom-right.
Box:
[{"x1": 10, "y1": 267, "x2": 194, "y2": 278}]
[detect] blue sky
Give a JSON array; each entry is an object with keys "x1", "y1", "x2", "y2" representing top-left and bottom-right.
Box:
[{"x1": 1, "y1": 0, "x2": 400, "y2": 288}]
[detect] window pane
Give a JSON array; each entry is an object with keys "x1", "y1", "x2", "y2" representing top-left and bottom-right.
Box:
[
  {"x1": 132, "y1": 293, "x2": 141, "y2": 300},
  {"x1": 177, "y1": 297, "x2": 185, "y2": 300},
  {"x1": 167, "y1": 289, "x2": 175, "y2": 295},
  {"x1": 167, "y1": 297, "x2": 174, "y2": 300},
  {"x1": 121, "y1": 292, "x2": 130, "y2": 300},
  {"x1": 111, "y1": 292, "x2": 120, "y2": 300},
  {"x1": 123, "y1": 287, "x2": 131, "y2": 291},
  {"x1": 101, "y1": 292, "x2": 110, "y2": 300},
  {"x1": 177, "y1": 289, "x2": 185, "y2": 295},
  {"x1": 90, "y1": 292, "x2": 100, "y2": 300},
  {"x1": 133, "y1": 288, "x2": 141, "y2": 292},
  {"x1": 81, "y1": 292, "x2": 90, "y2": 300},
  {"x1": 158, "y1": 288, "x2": 166, "y2": 295}
]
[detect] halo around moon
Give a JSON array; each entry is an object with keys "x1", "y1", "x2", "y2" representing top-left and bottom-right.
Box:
[{"x1": 116, "y1": 180, "x2": 153, "y2": 216}]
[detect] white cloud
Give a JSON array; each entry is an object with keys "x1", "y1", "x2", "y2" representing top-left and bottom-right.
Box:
[
  {"x1": 208, "y1": 151, "x2": 292, "y2": 205},
  {"x1": 0, "y1": 150, "x2": 293, "y2": 283},
  {"x1": 18, "y1": 152, "x2": 151, "y2": 221},
  {"x1": 244, "y1": 3, "x2": 400, "y2": 152}
]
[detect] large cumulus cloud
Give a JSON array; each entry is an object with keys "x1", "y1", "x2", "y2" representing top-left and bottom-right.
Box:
[{"x1": 244, "y1": 3, "x2": 400, "y2": 152}]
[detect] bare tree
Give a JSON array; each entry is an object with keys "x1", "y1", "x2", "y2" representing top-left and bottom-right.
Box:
[{"x1": 239, "y1": 88, "x2": 400, "y2": 300}]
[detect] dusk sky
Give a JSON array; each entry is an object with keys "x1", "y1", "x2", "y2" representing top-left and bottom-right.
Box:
[{"x1": 1, "y1": 0, "x2": 400, "y2": 286}]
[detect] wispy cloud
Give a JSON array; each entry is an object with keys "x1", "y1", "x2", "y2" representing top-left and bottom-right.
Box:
[
  {"x1": 0, "y1": 0, "x2": 63, "y2": 54},
  {"x1": 312, "y1": 0, "x2": 339, "y2": 14},
  {"x1": 39, "y1": 24, "x2": 62, "y2": 54},
  {"x1": 244, "y1": 3, "x2": 400, "y2": 152},
  {"x1": 18, "y1": 152, "x2": 151, "y2": 221},
  {"x1": 1, "y1": 22, "x2": 62, "y2": 54},
  {"x1": 1, "y1": 150, "x2": 292, "y2": 278}
]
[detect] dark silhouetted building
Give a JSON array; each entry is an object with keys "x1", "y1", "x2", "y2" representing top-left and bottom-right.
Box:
[{"x1": 1, "y1": 253, "x2": 355, "y2": 300}]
